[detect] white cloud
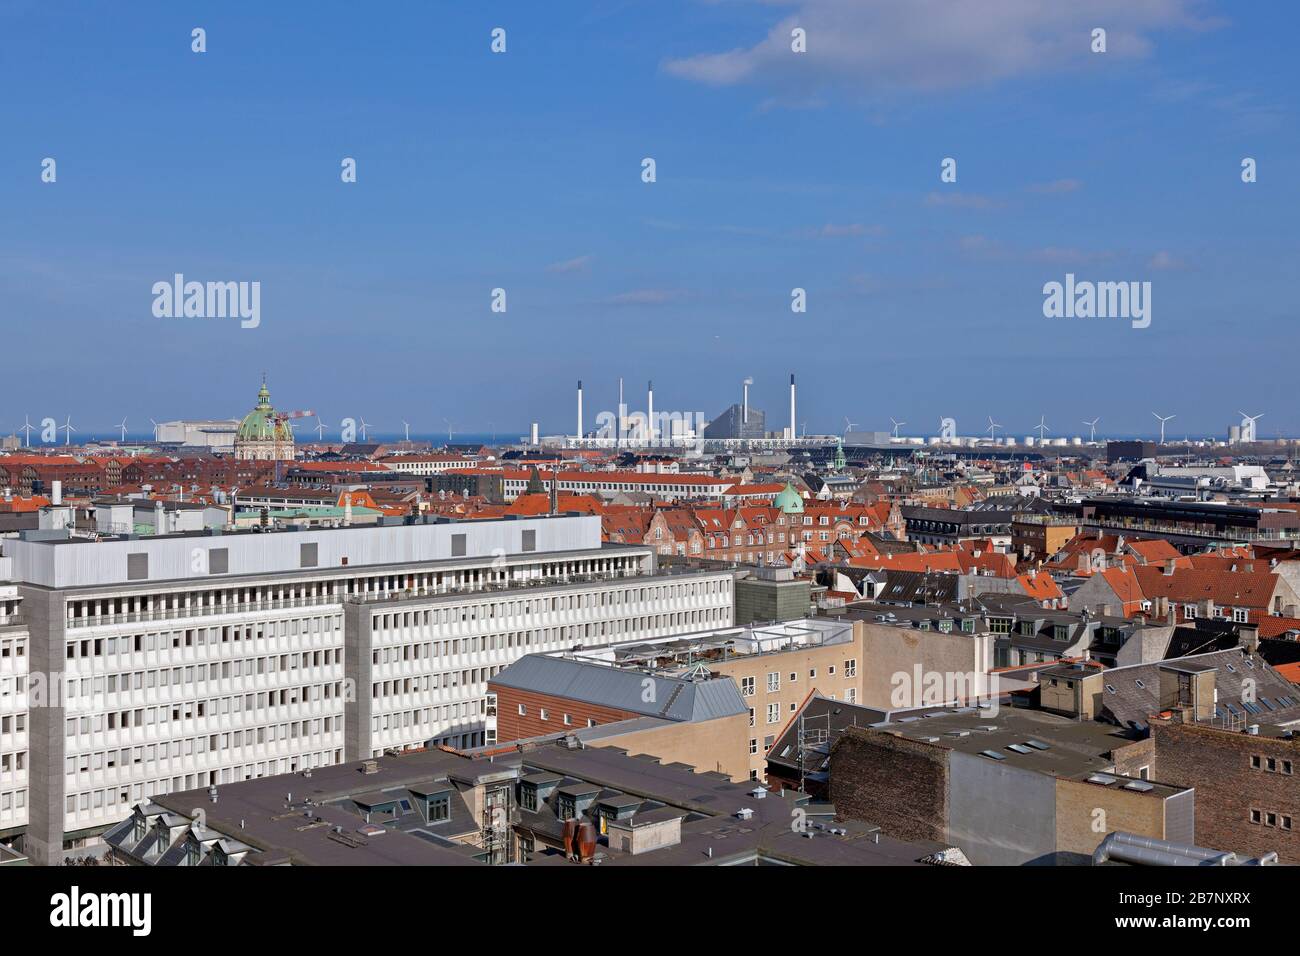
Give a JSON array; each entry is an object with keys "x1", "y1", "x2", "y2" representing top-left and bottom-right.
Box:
[
  {"x1": 1147, "y1": 250, "x2": 1187, "y2": 270},
  {"x1": 664, "y1": 0, "x2": 1216, "y2": 96},
  {"x1": 1028, "y1": 178, "x2": 1084, "y2": 194},
  {"x1": 547, "y1": 254, "x2": 593, "y2": 274},
  {"x1": 924, "y1": 191, "x2": 999, "y2": 210},
  {"x1": 604, "y1": 289, "x2": 688, "y2": 305}
]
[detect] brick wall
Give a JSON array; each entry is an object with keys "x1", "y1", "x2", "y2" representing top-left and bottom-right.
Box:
[
  {"x1": 490, "y1": 683, "x2": 638, "y2": 742},
  {"x1": 829, "y1": 728, "x2": 949, "y2": 845},
  {"x1": 1152, "y1": 720, "x2": 1299, "y2": 863}
]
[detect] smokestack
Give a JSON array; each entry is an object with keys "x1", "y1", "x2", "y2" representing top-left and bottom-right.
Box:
[
  {"x1": 618, "y1": 377, "x2": 626, "y2": 444},
  {"x1": 789, "y1": 373, "x2": 796, "y2": 441},
  {"x1": 343, "y1": 493, "x2": 353, "y2": 527},
  {"x1": 531, "y1": 422, "x2": 539, "y2": 446},
  {"x1": 577, "y1": 379, "x2": 583, "y2": 441},
  {"x1": 647, "y1": 380, "x2": 654, "y2": 443},
  {"x1": 742, "y1": 379, "x2": 749, "y2": 424},
  {"x1": 52, "y1": 480, "x2": 62, "y2": 506}
]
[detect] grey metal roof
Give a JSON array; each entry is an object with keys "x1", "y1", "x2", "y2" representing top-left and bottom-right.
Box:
[{"x1": 492, "y1": 653, "x2": 747, "y2": 723}]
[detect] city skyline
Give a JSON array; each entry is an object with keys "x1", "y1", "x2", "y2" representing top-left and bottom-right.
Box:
[{"x1": 3, "y1": 1, "x2": 1297, "y2": 435}]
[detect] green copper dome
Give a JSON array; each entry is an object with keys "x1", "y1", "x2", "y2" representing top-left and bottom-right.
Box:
[
  {"x1": 237, "y1": 381, "x2": 294, "y2": 443},
  {"x1": 774, "y1": 481, "x2": 804, "y2": 514}
]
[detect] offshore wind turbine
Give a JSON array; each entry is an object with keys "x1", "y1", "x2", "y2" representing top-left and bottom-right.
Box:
[
  {"x1": 1082, "y1": 417, "x2": 1100, "y2": 443},
  {"x1": 60, "y1": 416, "x2": 76, "y2": 446},
  {"x1": 1152, "y1": 412, "x2": 1175, "y2": 445},
  {"x1": 890, "y1": 417, "x2": 906, "y2": 439},
  {"x1": 314, "y1": 417, "x2": 327, "y2": 440},
  {"x1": 117, "y1": 418, "x2": 129, "y2": 443},
  {"x1": 1034, "y1": 416, "x2": 1049, "y2": 443},
  {"x1": 20, "y1": 416, "x2": 35, "y2": 446},
  {"x1": 986, "y1": 416, "x2": 1002, "y2": 441}
]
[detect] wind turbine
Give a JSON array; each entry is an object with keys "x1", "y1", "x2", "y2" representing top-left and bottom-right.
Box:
[
  {"x1": 1152, "y1": 412, "x2": 1175, "y2": 445},
  {"x1": 60, "y1": 416, "x2": 76, "y2": 446},
  {"x1": 843, "y1": 417, "x2": 858, "y2": 438},
  {"x1": 314, "y1": 416, "x2": 326, "y2": 440},
  {"x1": 402, "y1": 420, "x2": 411, "y2": 443},
  {"x1": 1082, "y1": 417, "x2": 1100, "y2": 443},
  {"x1": 443, "y1": 418, "x2": 456, "y2": 442},
  {"x1": 117, "y1": 418, "x2": 129, "y2": 443},
  {"x1": 19, "y1": 416, "x2": 35, "y2": 447},
  {"x1": 986, "y1": 416, "x2": 1002, "y2": 442},
  {"x1": 149, "y1": 418, "x2": 161, "y2": 442},
  {"x1": 1238, "y1": 411, "x2": 1263, "y2": 443},
  {"x1": 890, "y1": 417, "x2": 906, "y2": 439},
  {"x1": 358, "y1": 418, "x2": 371, "y2": 441},
  {"x1": 1034, "y1": 416, "x2": 1049, "y2": 443}
]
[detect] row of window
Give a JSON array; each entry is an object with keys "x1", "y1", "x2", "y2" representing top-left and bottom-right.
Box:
[
  {"x1": 516, "y1": 703, "x2": 598, "y2": 728},
  {"x1": 64, "y1": 747, "x2": 341, "y2": 820},
  {"x1": 63, "y1": 681, "x2": 348, "y2": 738},
  {"x1": 1249, "y1": 809, "x2": 1293, "y2": 830},
  {"x1": 64, "y1": 617, "x2": 340, "y2": 660},
  {"x1": 741, "y1": 661, "x2": 857, "y2": 696},
  {"x1": 371, "y1": 666, "x2": 501, "y2": 699},
  {"x1": 1249, "y1": 755, "x2": 1294, "y2": 774},
  {"x1": 64, "y1": 717, "x2": 343, "y2": 776}
]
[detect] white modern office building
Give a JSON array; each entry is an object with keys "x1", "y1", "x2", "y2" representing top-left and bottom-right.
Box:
[{"x1": 0, "y1": 514, "x2": 733, "y2": 864}]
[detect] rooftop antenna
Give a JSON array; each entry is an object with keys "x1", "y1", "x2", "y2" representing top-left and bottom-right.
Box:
[
  {"x1": 1152, "y1": 412, "x2": 1175, "y2": 445},
  {"x1": 986, "y1": 416, "x2": 1002, "y2": 441},
  {"x1": 60, "y1": 415, "x2": 76, "y2": 446},
  {"x1": 1082, "y1": 417, "x2": 1100, "y2": 443}
]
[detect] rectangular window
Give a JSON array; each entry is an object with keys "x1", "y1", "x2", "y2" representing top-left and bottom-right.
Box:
[
  {"x1": 741, "y1": 676, "x2": 755, "y2": 697},
  {"x1": 767, "y1": 672, "x2": 780, "y2": 692},
  {"x1": 207, "y1": 548, "x2": 229, "y2": 574},
  {"x1": 766, "y1": 703, "x2": 779, "y2": 724},
  {"x1": 127, "y1": 553, "x2": 148, "y2": 581},
  {"x1": 300, "y1": 543, "x2": 318, "y2": 568},
  {"x1": 522, "y1": 529, "x2": 536, "y2": 552},
  {"x1": 451, "y1": 534, "x2": 467, "y2": 557}
]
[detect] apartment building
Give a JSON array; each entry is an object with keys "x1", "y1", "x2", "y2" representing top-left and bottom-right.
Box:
[
  {"x1": 449, "y1": 468, "x2": 732, "y2": 503},
  {"x1": 0, "y1": 513, "x2": 733, "y2": 864},
  {"x1": 488, "y1": 618, "x2": 863, "y2": 783},
  {"x1": 0, "y1": 557, "x2": 27, "y2": 835}
]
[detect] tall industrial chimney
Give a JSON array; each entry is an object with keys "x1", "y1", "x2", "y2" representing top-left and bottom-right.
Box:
[
  {"x1": 789, "y1": 373, "x2": 796, "y2": 441},
  {"x1": 577, "y1": 379, "x2": 583, "y2": 441},
  {"x1": 618, "y1": 378, "x2": 626, "y2": 445},
  {"x1": 647, "y1": 380, "x2": 655, "y2": 443}
]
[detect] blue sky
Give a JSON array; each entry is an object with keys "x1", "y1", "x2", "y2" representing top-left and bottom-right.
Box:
[{"x1": 2, "y1": 0, "x2": 1296, "y2": 441}]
